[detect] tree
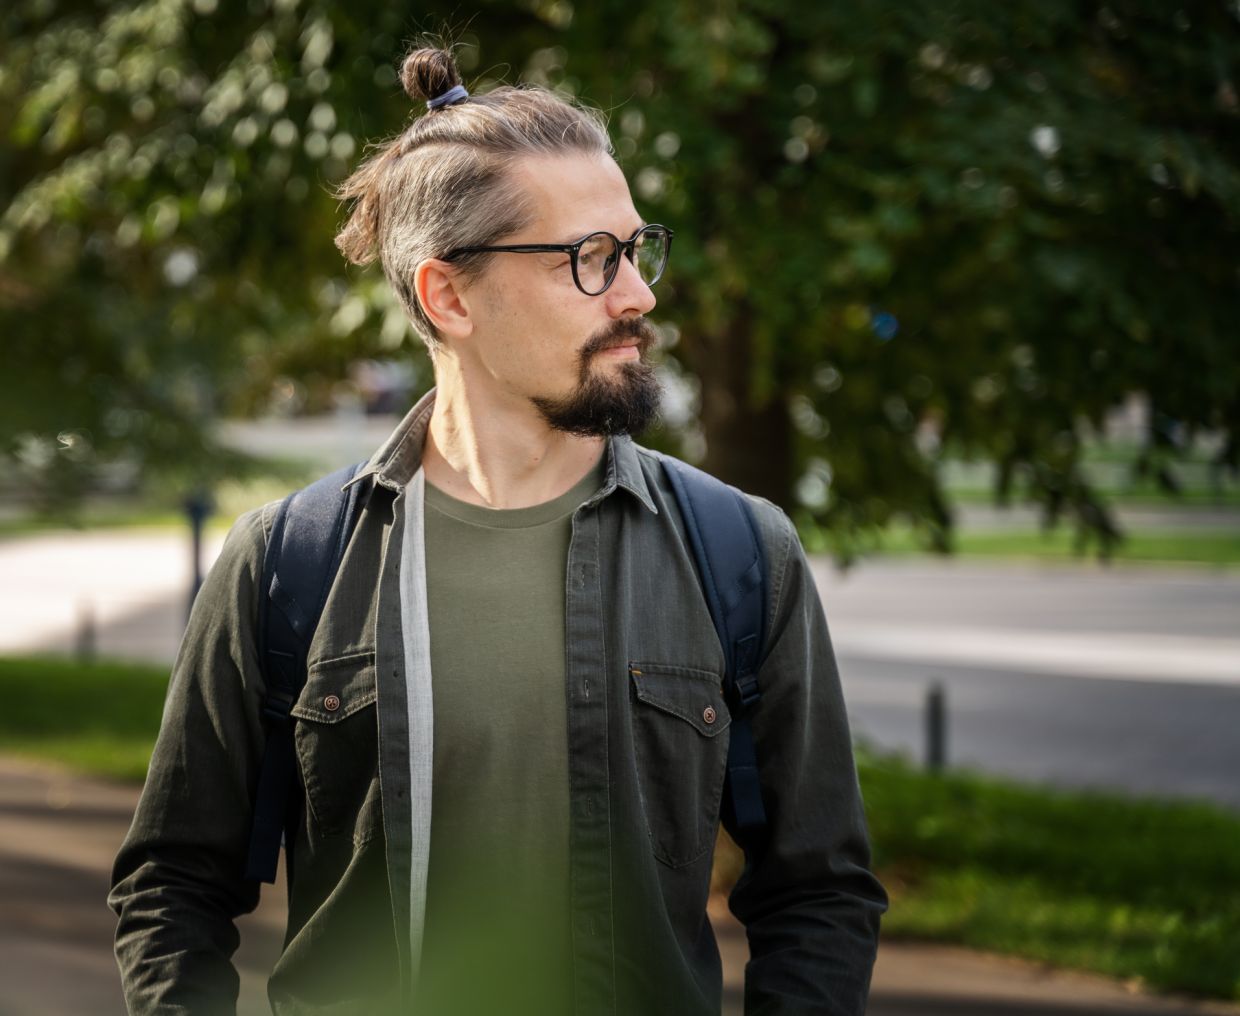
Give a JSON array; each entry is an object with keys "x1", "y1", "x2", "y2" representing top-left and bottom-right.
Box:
[
  {"x1": 568, "y1": 0, "x2": 1240, "y2": 557},
  {"x1": 3, "y1": 0, "x2": 1237, "y2": 559}
]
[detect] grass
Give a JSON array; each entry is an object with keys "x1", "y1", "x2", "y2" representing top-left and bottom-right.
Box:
[
  {"x1": 948, "y1": 486, "x2": 1240, "y2": 507},
  {"x1": 858, "y1": 750, "x2": 1240, "y2": 1000},
  {"x1": 0, "y1": 468, "x2": 318, "y2": 541},
  {"x1": 0, "y1": 507, "x2": 211, "y2": 540},
  {"x1": 867, "y1": 524, "x2": 1240, "y2": 568},
  {"x1": 716, "y1": 746, "x2": 1240, "y2": 1002},
  {"x1": 943, "y1": 438, "x2": 1240, "y2": 502},
  {"x1": 0, "y1": 655, "x2": 169, "y2": 780},
  {"x1": 7, "y1": 652, "x2": 1240, "y2": 1000},
  {"x1": 5, "y1": 440, "x2": 1237, "y2": 571}
]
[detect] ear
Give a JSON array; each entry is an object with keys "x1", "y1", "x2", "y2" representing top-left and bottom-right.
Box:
[{"x1": 414, "y1": 258, "x2": 474, "y2": 339}]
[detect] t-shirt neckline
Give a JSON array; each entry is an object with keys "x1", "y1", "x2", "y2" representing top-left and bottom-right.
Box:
[{"x1": 424, "y1": 447, "x2": 607, "y2": 530}]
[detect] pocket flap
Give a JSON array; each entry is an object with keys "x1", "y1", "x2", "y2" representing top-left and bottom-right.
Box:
[
  {"x1": 629, "y1": 661, "x2": 731, "y2": 737},
  {"x1": 291, "y1": 651, "x2": 377, "y2": 723}
]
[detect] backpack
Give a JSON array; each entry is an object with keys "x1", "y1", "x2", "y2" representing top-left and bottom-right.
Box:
[{"x1": 244, "y1": 454, "x2": 769, "y2": 884}]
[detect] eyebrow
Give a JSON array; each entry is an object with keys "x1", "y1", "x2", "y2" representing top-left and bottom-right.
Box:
[{"x1": 554, "y1": 221, "x2": 648, "y2": 245}]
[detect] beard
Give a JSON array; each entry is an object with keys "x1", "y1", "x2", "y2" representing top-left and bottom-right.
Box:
[{"x1": 529, "y1": 316, "x2": 664, "y2": 437}]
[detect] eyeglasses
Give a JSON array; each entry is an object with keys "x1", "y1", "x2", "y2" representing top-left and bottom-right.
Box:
[{"x1": 443, "y1": 223, "x2": 673, "y2": 297}]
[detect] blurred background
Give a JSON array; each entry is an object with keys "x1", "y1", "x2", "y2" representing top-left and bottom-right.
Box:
[{"x1": 2, "y1": 1, "x2": 1238, "y2": 1013}]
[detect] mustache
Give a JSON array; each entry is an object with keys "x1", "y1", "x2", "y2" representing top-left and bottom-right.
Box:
[{"x1": 584, "y1": 317, "x2": 659, "y2": 357}]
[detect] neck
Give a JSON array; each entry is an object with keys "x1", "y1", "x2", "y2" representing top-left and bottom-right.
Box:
[{"x1": 421, "y1": 361, "x2": 606, "y2": 510}]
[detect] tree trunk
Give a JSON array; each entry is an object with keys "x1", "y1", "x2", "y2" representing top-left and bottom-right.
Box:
[{"x1": 689, "y1": 315, "x2": 794, "y2": 511}]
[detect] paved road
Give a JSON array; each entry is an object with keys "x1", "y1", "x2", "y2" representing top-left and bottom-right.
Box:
[
  {"x1": 812, "y1": 557, "x2": 1239, "y2": 644},
  {"x1": 5, "y1": 757, "x2": 1238, "y2": 1016},
  {"x1": 806, "y1": 558, "x2": 1240, "y2": 811},
  {"x1": 841, "y1": 654, "x2": 1240, "y2": 808},
  {"x1": 2, "y1": 533, "x2": 1237, "y2": 812}
]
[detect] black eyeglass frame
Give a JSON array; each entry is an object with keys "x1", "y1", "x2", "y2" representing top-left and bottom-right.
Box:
[{"x1": 442, "y1": 223, "x2": 674, "y2": 296}]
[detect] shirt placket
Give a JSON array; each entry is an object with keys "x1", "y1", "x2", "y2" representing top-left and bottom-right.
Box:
[{"x1": 565, "y1": 496, "x2": 617, "y2": 1015}]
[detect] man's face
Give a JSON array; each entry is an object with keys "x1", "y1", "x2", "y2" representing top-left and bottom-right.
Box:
[{"x1": 460, "y1": 152, "x2": 663, "y2": 437}]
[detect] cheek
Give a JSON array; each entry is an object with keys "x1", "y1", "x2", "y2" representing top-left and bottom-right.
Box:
[
  {"x1": 491, "y1": 305, "x2": 572, "y2": 380},
  {"x1": 520, "y1": 295, "x2": 593, "y2": 360},
  {"x1": 482, "y1": 267, "x2": 598, "y2": 376}
]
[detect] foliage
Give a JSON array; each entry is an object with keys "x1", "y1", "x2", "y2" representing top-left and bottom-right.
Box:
[
  {"x1": 1, "y1": 0, "x2": 417, "y2": 507},
  {"x1": 592, "y1": 1, "x2": 1240, "y2": 559},
  {"x1": 3, "y1": 0, "x2": 1238, "y2": 557}
]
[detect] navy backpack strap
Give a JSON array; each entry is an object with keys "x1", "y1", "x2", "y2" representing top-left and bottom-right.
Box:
[
  {"x1": 659, "y1": 455, "x2": 770, "y2": 846},
  {"x1": 245, "y1": 460, "x2": 366, "y2": 884}
]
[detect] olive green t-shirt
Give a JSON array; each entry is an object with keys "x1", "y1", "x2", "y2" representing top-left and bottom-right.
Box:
[{"x1": 415, "y1": 450, "x2": 607, "y2": 1016}]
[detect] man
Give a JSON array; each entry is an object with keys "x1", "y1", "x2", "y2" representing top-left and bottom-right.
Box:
[{"x1": 110, "y1": 47, "x2": 887, "y2": 1016}]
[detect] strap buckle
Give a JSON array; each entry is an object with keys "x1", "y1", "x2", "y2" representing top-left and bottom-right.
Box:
[
  {"x1": 261, "y1": 688, "x2": 297, "y2": 725},
  {"x1": 734, "y1": 672, "x2": 761, "y2": 709}
]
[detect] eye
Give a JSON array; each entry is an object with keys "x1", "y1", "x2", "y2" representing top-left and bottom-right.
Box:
[{"x1": 578, "y1": 233, "x2": 613, "y2": 268}]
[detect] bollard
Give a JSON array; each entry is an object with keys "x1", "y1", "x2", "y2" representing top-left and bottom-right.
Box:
[
  {"x1": 185, "y1": 489, "x2": 214, "y2": 621},
  {"x1": 75, "y1": 599, "x2": 96, "y2": 663},
  {"x1": 925, "y1": 680, "x2": 947, "y2": 773}
]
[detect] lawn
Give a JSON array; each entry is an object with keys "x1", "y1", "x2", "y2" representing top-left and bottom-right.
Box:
[
  {"x1": 0, "y1": 655, "x2": 170, "y2": 780},
  {"x1": 713, "y1": 750, "x2": 1240, "y2": 1000},
  {"x1": 710, "y1": 743, "x2": 1240, "y2": 1003},
  {"x1": 857, "y1": 750, "x2": 1240, "y2": 1001},
  {"x1": 868, "y1": 524, "x2": 1240, "y2": 568}
]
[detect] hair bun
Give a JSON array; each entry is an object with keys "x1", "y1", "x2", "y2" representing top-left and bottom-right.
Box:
[{"x1": 400, "y1": 47, "x2": 462, "y2": 105}]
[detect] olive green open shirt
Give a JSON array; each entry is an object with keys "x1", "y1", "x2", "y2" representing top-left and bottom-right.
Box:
[{"x1": 108, "y1": 386, "x2": 888, "y2": 1015}]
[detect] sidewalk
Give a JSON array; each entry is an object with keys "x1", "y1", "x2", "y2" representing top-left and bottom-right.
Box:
[
  {"x1": 5, "y1": 529, "x2": 1239, "y2": 675},
  {"x1": 3, "y1": 756, "x2": 1237, "y2": 1016}
]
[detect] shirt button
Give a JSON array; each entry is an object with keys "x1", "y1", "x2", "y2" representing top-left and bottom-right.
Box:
[
  {"x1": 703, "y1": 706, "x2": 717, "y2": 725},
  {"x1": 324, "y1": 694, "x2": 341, "y2": 712}
]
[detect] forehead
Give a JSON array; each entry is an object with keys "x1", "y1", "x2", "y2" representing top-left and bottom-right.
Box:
[{"x1": 508, "y1": 153, "x2": 643, "y2": 241}]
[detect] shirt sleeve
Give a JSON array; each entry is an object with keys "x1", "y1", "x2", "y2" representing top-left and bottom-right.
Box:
[
  {"x1": 107, "y1": 505, "x2": 272, "y2": 1015},
  {"x1": 722, "y1": 499, "x2": 888, "y2": 1016}
]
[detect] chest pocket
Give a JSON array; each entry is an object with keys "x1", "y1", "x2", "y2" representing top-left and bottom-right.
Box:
[
  {"x1": 291, "y1": 650, "x2": 380, "y2": 840},
  {"x1": 628, "y1": 661, "x2": 732, "y2": 869}
]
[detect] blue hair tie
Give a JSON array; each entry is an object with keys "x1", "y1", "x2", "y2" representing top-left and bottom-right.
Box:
[{"x1": 428, "y1": 84, "x2": 469, "y2": 110}]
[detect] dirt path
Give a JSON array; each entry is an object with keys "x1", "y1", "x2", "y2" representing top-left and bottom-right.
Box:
[{"x1": 3, "y1": 756, "x2": 1237, "y2": 1016}]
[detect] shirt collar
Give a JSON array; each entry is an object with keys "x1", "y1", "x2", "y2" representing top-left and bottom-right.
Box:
[{"x1": 343, "y1": 385, "x2": 658, "y2": 515}]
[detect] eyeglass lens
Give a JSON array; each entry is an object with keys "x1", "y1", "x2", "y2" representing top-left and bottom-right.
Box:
[{"x1": 576, "y1": 227, "x2": 669, "y2": 294}]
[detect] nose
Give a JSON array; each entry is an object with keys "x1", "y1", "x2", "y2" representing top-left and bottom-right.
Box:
[{"x1": 604, "y1": 251, "x2": 657, "y2": 318}]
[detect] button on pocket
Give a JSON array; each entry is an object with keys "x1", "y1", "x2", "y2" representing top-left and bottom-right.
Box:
[
  {"x1": 290, "y1": 651, "x2": 379, "y2": 838},
  {"x1": 628, "y1": 661, "x2": 731, "y2": 869}
]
